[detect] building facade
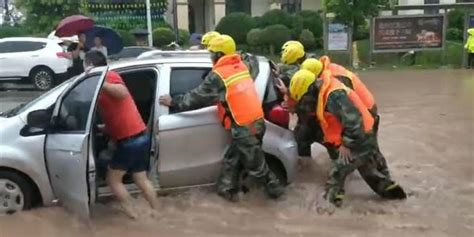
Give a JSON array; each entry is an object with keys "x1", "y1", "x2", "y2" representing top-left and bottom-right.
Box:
[
  {"x1": 165, "y1": 0, "x2": 323, "y2": 34},
  {"x1": 165, "y1": 0, "x2": 467, "y2": 34}
]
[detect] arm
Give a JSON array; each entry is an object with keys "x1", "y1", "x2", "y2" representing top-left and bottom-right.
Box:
[
  {"x1": 102, "y1": 82, "x2": 129, "y2": 99},
  {"x1": 240, "y1": 52, "x2": 259, "y2": 80},
  {"x1": 103, "y1": 47, "x2": 108, "y2": 57},
  {"x1": 171, "y1": 71, "x2": 224, "y2": 111},
  {"x1": 326, "y1": 90, "x2": 367, "y2": 149}
]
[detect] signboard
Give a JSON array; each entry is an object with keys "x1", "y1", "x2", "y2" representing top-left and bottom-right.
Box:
[
  {"x1": 372, "y1": 15, "x2": 446, "y2": 52},
  {"x1": 327, "y1": 22, "x2": 350, "y2": 51}
]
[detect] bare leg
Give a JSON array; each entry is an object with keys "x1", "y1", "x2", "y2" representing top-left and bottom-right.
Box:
[
  {"x1": 132, "y1": 171, "x2": 158, "y2": 210},
  {"x1": 106, "y1": 167, "x2": 137, "y2": 219}
]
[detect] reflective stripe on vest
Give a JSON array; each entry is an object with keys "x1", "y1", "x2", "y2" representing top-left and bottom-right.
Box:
[
  {"x1": 316, "y1": 71, "x2": 374, "y2": 146},
  {"x1": 213, "y1": 54, "x2": 264, "y2": 129}
]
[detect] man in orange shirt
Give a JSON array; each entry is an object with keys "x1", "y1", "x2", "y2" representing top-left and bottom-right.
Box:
[{"x1": 84, "y1": 51, "x2": 157, "y2": 219}]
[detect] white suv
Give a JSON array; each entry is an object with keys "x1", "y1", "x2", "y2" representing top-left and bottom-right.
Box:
[{"x1": 0, "y1": 37, "x2": 70, "y2": 90}]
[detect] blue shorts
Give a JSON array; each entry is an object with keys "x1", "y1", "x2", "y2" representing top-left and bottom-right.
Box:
[{"x1": 109, "y1": 133, "x2": 151, "y2": 173}]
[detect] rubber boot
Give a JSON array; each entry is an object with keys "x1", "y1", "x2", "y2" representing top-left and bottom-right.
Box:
[
  {"x1": 382, "y1": 183, "x2": 407, "y2": 200},
  {"x1": 263, "y1": 172, "x2": 285, "y2": 199}
]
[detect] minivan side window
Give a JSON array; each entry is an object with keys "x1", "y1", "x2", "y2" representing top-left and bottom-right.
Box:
[
  {"x1": 9, "y1": 41, "x2": 47, "y2": 53},
  {"x1": 169, "y1": 67, "x2": 212, "y2": 113},
  {"x1": 55, "y1": 75, "x2": 101, "y2": 133}
]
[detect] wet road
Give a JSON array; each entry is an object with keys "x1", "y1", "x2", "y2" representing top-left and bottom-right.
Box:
[{"x1": 0, "y1": 69, "x2": 473, "y2": 237}]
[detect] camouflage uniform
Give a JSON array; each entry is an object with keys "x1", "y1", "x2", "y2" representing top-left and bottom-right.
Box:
[
  {"x1": 239, "y1": 52, "x2": 259, "y2": 80},
  {"x1": 298, "y1": 85, "x2": 406, "y2": 206},
  {"x1": 172, "y1": 70, "x2": 281, "y2": 199},
  {"x1": 334, "y1": 75, "x2": 390, "y2": 178},
  {"x1": 278, "y1": 63, "x2": 300, "y2": 87}
]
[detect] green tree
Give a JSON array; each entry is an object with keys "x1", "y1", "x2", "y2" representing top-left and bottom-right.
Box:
[
  {"x1": 15, "y1": 0, "x2": 85, "y2": 34},
  {"x1": 215, "y1": 12, "x2": 256, "y2": 44},
  {"x1": 324, "y1": 0, "x2": 391, "y2": 41}
]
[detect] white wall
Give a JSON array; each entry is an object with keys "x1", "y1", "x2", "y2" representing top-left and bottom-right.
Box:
[{"x1": 251, "y1": 0, "x2": 271, "y2": 17}]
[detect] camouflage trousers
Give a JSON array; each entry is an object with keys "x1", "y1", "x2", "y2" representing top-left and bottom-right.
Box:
[
  {"x1": 216, "y1": 121, "x2": 273, "y2": 195},
  {"x1": 293, "y1": 117, "x2": 339, "y2": 160},
  {"x1": 294, "y1": 115, "x2": 390, "y2": 177},
  {"x1": 324, "y1": 135, "x2": 402, "y2": 205}
]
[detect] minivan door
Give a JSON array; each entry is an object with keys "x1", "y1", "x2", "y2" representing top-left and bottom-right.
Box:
[
  {"x1": 157, "y1": 64, "x2": 230, "y2": 188},
  {"x1": 44, "y1": 68, "x2": 107, "y2": 218}
]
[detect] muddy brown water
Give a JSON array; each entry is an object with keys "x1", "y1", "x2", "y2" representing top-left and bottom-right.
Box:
[{"x1": 1, "y1": 69, "x2": 473, "y2": 237}]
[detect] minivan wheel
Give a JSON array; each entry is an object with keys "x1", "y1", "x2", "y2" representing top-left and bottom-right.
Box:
[
  {"x1": 0, "y1": 171, "x2": 33, "y2": 215},
  {"x1": 30, "y1": 67, "x2": 54, "y2": 91},
  {"x1": 265, "y1": 156, "x2": 288, "y2": 185}
]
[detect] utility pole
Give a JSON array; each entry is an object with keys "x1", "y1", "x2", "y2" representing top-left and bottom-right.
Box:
[
  {"x1": 172, "y1": 0, "x2": 179, "y2": 43},
  {"x1": 146, "y1": 0, "x2": 153, "y2": 47}
]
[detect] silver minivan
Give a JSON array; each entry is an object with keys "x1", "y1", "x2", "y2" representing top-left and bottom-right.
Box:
[{"x1": 0, "y1": 53, "x2": 308, "y2": 218}]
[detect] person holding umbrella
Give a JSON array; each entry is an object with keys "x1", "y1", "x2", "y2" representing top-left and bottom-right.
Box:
[{"x1": 91, "y1": 36, "x2": 108, "y2": 57}]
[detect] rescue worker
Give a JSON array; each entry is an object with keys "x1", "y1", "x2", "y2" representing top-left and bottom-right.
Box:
[
  {"x1": 289, "y1": 69, "x2": 406, "y2": 212},
  {"x1": 159, "y1": 35, "x2": 285, "y2": 201},
  {"x1": 301, "y1": 57, "x2": 390, "y2": 177},
  {"x1": 465, "y1": 28, "x2": 474, "y2": 69},
  {"x1": 278, "y1": 41, "x2": 306, "y2": 86},
  {"x1": 201, "y1": 31, "x2": 259, "y2": 79},
  {"x1": 276, "y1": 41, "x2": 322, "y2": 159}
]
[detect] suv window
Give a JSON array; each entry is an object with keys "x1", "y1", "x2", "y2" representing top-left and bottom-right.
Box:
[
  {"x1": 0, "y1": 42, "x2": 9, "y2": 53},
  {"x1": 55, "y1": 74, "x2": 101, "y2": 133},
  {"x1": 169, "y1": 67, "x2": 212, "y2": 113},
  {"x1": 9, "y1": 41, "x2": 47, "y2": 53}
]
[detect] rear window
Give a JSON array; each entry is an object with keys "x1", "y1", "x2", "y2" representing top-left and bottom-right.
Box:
[{"x1": 8, "y1": 41, "x2": 47, "y2": 53}]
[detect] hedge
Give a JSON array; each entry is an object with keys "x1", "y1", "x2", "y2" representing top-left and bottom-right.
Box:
[
  {"x1": 261, "y1": 24, "x2": 292, "y2": 55},
  {"x1": 178, "y1": 29, "x2": 190, "y2": 46},
  {"x1": 0, "y1": 26, "x2": 29, "y2": 39},
  {"x1": 299, "y1": 29, "x2": 316, "y2": 50},
  {"x1": 117, "y1": 30, "x2": 135, "y2": 47},
  {"x1": 153, "y1": 27, "x2": 175, "y2": 47},
  {"x1": 297, "y1": 10, "x2": 323, "y2": 39},
  {"x1": 215, "y1": 12, "x2": 257, "y2": 44}
]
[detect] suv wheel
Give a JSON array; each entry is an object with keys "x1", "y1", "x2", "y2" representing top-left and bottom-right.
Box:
[
  {"x1": 0, "y1": 171, "x2": 33, "y2": 215},
  {"x1": 30, "y1": 67, "x2": 54, "y2": 91}
]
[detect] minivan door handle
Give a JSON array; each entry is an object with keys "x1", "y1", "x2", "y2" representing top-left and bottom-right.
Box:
[{"x1": 31, "y1": 55, "x2": 39, "y2": 57}]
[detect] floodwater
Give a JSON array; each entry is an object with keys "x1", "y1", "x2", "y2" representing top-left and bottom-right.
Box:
[{"x1": 1, "y1": 69, "x2": 473, "y2": 237}]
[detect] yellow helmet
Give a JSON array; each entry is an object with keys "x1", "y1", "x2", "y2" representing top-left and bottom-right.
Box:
[
  {"x1": 281, "y1": 40, "x2": 304, "y2": 51},
  {"x1": 281, "y1": 43, "x2": 305, "y2": 65},
  {"x1": 208, "y1": 34, "x2": 236, "y2": 55},
  {"x1": 289, "y1": 69, "x2": 316, "y2": 101},
  {"x1": 301, "y1": 58, "x2": 323, "y2": 76},
  {"x1": 201, "y1": 31, "x2": 221, "y2": 47}
]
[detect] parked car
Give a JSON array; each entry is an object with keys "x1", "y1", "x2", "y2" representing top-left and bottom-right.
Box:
[
  {"x1": 0, "y1": 52, "x2": 312, "y2": 218},
  {"x1": 0, "y1": 37, "x2": 70, "y2": 91},
  {"x1": 108, "y1": 46, "x2": 155, "y2": 62}
]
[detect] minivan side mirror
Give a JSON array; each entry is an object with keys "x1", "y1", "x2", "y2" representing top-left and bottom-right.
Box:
[{"x1": 27, "y1": 109, "x2": 51, "y2": 129}]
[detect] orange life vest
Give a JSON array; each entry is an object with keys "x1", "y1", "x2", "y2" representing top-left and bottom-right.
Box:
[
  {"x1": 320, "y1": 56, "x2": 375, "y2": 110},
  {"x1": 213, "y1": 54, "x2": 264, "y2": 129},
  {"x1": 316, "y1": 70, "x2": 374, "y2": 147}
]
